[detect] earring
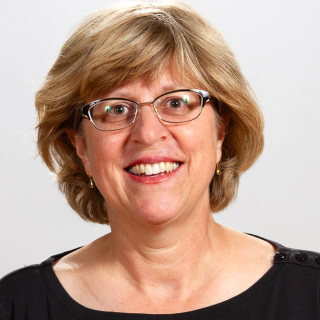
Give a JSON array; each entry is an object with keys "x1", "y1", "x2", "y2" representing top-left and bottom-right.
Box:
[
  {"x1": 216, "y1": 161, "x2": 221, "y2": 176},
  {"x1": 89, "y1": 177, "x2": 94, "y2": 189},
  {"x1": 87, "y1": 172, "x2": 94, "y2": 189}
]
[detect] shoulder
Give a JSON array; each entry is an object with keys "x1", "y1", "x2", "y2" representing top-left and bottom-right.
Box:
[
  {"x1": 0, "y1": 263, "x2": 45, "y2": 294},
  {"x1": 0, "y1": 248, "x2": 80, "y2": 320},
  {"x1": 273, "y1": 244, "x2": 320, "y2": 275},
  {"x1": 252, "y1": 235, "x2": 320, "y2": 299},
  {"x1": 250, "y1": 233, "x2": 320, "y2": 272},
  {"x1": 266, "y1": 245, "x2": 320, "y2": 316},
  {"x1": 238, "y1": 235, "x2": 320, "y2": 318},
  {"x1": 0, "y1": 247, "x2": 80, "y2": 287},
  {"x1": 243, "y1": 233, "x2": 320, "y2": 289},
  {"x1": 249, "y1": 232, "x2": 320, "y2": 271},
  {"x1": 0, "y1": 263, "x2": 49, "y2": 319}
]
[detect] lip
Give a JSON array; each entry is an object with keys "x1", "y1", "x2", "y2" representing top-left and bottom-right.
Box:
[
  {"x1": 126, "y1": 156, "x2": 182, "y2": 168},
  {"x1": 124, "y1": 156, "x2": 183, "y2": 184},
  {"x1": 125, "y1": 163, "x2": 183, "y2": 184}
]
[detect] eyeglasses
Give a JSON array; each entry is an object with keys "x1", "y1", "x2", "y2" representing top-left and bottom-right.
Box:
[{"x1": 81, "y1": 89, "x2": 210, "y2": 131}]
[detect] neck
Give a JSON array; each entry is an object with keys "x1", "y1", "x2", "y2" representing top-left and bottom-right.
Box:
[{"x1": 106, "y1": 204, "x2": 226, "y2": 296}]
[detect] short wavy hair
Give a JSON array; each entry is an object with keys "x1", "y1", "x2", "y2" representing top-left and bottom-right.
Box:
[{"x1": 36, "y1": 1, "x2": 264, "y2": 224}]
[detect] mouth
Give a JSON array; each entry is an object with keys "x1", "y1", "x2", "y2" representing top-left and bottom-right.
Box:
[{"x1": 126, "y1": 161, "x2": 181, "y2": 177}]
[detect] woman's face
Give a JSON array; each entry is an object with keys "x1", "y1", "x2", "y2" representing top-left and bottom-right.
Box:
[{"x1": 74, "y1": 72, "x2": 224, "y2": 225}]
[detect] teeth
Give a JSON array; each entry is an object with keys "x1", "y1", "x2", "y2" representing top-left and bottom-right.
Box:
[
  {"x1": 129, "y1": 162, "x2": 180, "y2": 176},
  {"x1": 165, "y1": 162, "x2": 172, "y2": 172},
  {"x1": 145, "y1": 164, "x2": 152, "y2": 175},
  {"x1": 159, "y1": 162, "x2": 166, "y2": 173},
  {"x1": 152, "y1": 163, "x2": 160, "y2": 175}
]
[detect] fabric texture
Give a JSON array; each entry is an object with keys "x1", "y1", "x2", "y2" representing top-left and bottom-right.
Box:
[{"x1": 1, "y1": 236, "x2": 320, "y2": 320}]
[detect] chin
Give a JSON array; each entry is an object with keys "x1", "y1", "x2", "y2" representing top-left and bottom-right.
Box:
[{"x1": 132, "y1": 201, "x2": 183, "y2": 225}]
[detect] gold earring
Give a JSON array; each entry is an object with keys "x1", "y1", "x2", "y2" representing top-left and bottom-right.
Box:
[
  {"x1": 89, "y1": 177, "x2": 94, "y2": 189},
  {"x1": 216, "y1": 161, "x2": 221, "y2": 176},
  {"x1": 87, "y1": 172, "x2": 94, "y2": 189}
]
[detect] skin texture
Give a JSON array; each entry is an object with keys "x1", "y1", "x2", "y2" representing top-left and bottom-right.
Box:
[
  {"x1": 56, "y1": 72, "x2": 276, "y2": 314},
  {"x1": 75, "y1": 73, "x2": 222, "y2": 227}
]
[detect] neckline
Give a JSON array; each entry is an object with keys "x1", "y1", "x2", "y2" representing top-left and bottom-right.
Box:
[{"x1": 40, "y1": 235, "x2": 284, "y2": 319}]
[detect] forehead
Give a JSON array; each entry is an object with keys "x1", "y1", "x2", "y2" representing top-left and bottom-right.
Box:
[{"x1": 103, "y1": 69, "x2": 200, "y2": 99}]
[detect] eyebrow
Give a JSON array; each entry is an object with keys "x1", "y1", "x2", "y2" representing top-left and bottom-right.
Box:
[
  {"x1": 104, "y1": 82, "x2": 187, "y2": 100},
  {"x1": 158, "y1": 82, "x2": 186, "y2": 93}
]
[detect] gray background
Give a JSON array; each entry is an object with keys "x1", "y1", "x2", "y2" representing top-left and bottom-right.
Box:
[{"x1": 1, "y1": 0, "x2": 319, "y2": 278}]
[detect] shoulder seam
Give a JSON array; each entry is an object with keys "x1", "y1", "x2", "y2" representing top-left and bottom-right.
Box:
[
  {"x1": 274, "y1": 249, "x2": 320, "y2": 270},
  {"x1": 278, "y1": 247, "x2": 320, "y2": 256},
  {"x1": 275, "y1": 260, "x2": 320, "y2": 271}
]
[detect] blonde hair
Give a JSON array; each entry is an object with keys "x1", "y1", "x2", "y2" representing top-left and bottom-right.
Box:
[{"x1": 36, "y1": 1, "x2": 264, "y2": 224}]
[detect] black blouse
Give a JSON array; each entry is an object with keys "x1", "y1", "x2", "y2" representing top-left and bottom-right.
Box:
[{"x1": 1, "y1": 236, "x2": 320, "y2": 320}]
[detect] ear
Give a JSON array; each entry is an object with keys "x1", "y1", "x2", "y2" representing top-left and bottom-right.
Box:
[
  {"x1": 67, "y1": 129, "x2": 90, "y2": 174},
  {"x1": 216, "y1": 115, "x2": 230, "y2": 161}
]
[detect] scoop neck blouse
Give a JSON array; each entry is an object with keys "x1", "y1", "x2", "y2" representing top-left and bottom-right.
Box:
[{"x1": 1, "y1": 235, "x2": 320, "y2": 319}]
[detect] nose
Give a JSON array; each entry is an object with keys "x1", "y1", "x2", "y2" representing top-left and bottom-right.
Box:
[{"x1": 130, "y1": 103, "x2": 169, "y2": 145}]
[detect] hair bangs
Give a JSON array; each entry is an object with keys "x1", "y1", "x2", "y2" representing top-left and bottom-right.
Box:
[{"x1": 77, "y1": 5, "x2": 206, "y2": 100}]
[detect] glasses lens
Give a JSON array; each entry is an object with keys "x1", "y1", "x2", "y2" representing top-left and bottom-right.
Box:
[
  {"x1": 154, "y1": 91, "x2": 203, "y2": 123},
  {"x1": 89, "y1": 99, "x2": 137, "y2": 130}
]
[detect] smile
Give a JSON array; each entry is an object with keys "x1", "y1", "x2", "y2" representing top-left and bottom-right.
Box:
[{"x1": 128, "y1": 162, "x2": 181, "y2": 176}]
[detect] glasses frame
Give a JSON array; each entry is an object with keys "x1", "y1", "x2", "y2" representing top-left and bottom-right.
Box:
[{"x1": 81, "y1": 89, "x2": 210, "y2": 131}]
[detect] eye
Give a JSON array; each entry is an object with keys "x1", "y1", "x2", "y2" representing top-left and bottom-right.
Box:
[
  {"x1": 114, "y1": 105, "x2": 127, "y2": 115},
  {"x1": 104, "y1": 104, "x2": 130, "y2": 115},
  {"x1": 166, "y1": 95, "x2": 191, "y2": 109},
  {"x1": 169, "y1": 99, "x2": 182, "y2": 108},
  {"x1": 154, "y1": 91, "x2": 201, "y2": 122}
]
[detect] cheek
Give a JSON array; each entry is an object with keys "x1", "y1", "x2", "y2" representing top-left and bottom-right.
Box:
[
  {"x1": 82, "y1": 129, "x2": 120, "y2": 176},
  {"x1": 192, "y1": 114, "x2": 220, "y2": 175},
  {"x1": 181, "y1": 112, "x2": 218, "y2": 156},
  {"x1": 85, "y1": 126, "x2": 125, "y2": 160},
  {"x1": 171, "y1": 119, "x2": 218, "y2": 189}
]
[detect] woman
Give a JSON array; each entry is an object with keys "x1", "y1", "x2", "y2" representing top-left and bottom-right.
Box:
[{"x1": 1, "y1": 1, "x2": 319, "y2": 319}]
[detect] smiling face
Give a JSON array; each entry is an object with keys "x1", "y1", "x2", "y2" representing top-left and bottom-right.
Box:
[{"x1": 73, "y1": 72, "x2": 224, "y2": 227}]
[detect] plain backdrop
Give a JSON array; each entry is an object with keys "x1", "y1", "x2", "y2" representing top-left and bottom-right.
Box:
[{"x1": 1, "y1": 0, "x2": 319, "y2": 278}]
